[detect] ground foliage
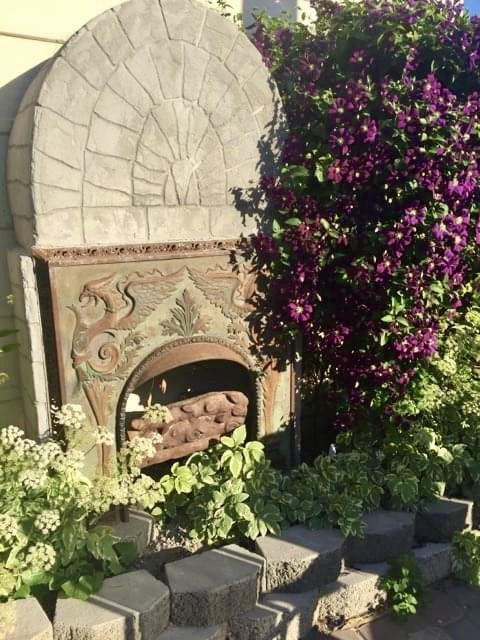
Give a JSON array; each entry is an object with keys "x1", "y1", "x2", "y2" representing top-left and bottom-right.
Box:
[{"x1": 252, "y1": 0, "x2": 480, "y2": 436}]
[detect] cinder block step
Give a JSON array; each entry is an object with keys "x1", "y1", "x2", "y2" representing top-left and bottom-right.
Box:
[
  {"x1": 5, "y1": 598, "x2": 52, "y2": 640},
  {"x1": 346, "y1": 510, "x2": 415, "y2": 564},
  {"x1": 412, "y1": 543, "x2": 452, "y2": 584},
  {"x1": 229, "y1": 590, "x2": 319, "y2": 640},
  {"x1": 165, "y1": 544, "x2": 264, "y2": 627},
  {"x1": 54, "y1": 570, "x2": 170, "y2": 640},
  {"x1": 316, "y1": 567, "x2": 387, "y2": 629},
  {"x1": 158, "y1": 624, "x2": 227, "y2": 639},
  {"x1": 255, "y1": 526, "x2": 344, "y2": 593},
  {"x1": 415, "y1": 498, "x2": 473, "y2": 543}
]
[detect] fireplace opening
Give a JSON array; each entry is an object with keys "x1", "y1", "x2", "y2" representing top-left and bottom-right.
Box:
[{"x1": 117, "y1": 344, "x2": 259, "y2": 468}]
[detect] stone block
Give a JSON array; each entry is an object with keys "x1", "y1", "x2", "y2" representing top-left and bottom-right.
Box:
[
  {"x1": 162, "y1": 0, "x2": 207, "y2": 45},
  {"x1": 229, "y1": 590, "x2": 318, "y2": 640},
  {"x1": 125, "y1": 48, "x2": 164, "y2": 105},
  {"x1": 158, "y1": 625, "x2": 227, "y2": 640},
  {"x1": 83, "y1": 207, "x2": 148, "y2": 245},
  {"x1": 54, "y1": 596, "x2": 128, "y2": 640},
  {"x1": 35, "y1": 209, "x2": 84, "y2": 246},
  {"x1": 101, "y1": 508, "x2": 154, "y2": 556},
  {"x1": 225, "y1": 32, "x2": 263, "y2": 86},
  {"x1": 5, "y1": 597, "x2": 52, "y2": 640},
  {"x1": 61, "y1": 29, "x2": 115, "y2": 90},
  {"x1": 87, "y1": 114, "x2": 139, "y2": 160},
  {"x1": 316, "y1": 568, "x2": 387, "y2": 628},
  {"x1": 147, "y1": 206, "x2": 212, "y2": 242},
  {"x1": 412, "y1": 543, "x2": 452, "y2": 585},
  {"x1": 115, "y1": 0, "x2": 167, "y2": 48},
  {"x1": 33, "y1": 107, "x2": 88, "y2": 171},
  {"x1": 95, "y1": 87, "x2": 145, "y2": 133},
  {"x1": 346, "y1": 510, "x2": 415, "y2": 564},
  {"x1": 415, "y1": 498, "x2": 473, "y2": 543},
  {"x1": 255, "y1": 525, "x2": 344, "y2": 593},
  {"x1": 150, "y1": 40, "x2": 185, "y2": 101},
  {"x1": 54, "y1": 570, "x2": 170, "y2": 640},
  {"x1": 108, "y1": 65, "x2": 154, "y2": 117},
  {"x1": 209, "y1": 207, "x2": 257, "y2": 239},
  {"x1": 198, "y1": 11, "x2": 240, "y2": 61},
  {"x1": 84, "y1": 152, "x2": 133, "y2": 201},
  {"x1": 38, "y1": 57, "x2": 99, "y2": 127},
  {"x1": 165, "y1": 544, "x2": 264, "y2": 626},
  {"x1": 88, "y1": 10, "x2": 134, "y2": 66},
  {"x1": 183, "y1": 45, "x2": 211, "y2": 102}
]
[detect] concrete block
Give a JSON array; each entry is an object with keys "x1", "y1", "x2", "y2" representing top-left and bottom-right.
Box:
[
  {"x1": 54, "y1": 570, "x2": 170, "y2": 640},
  {"x1": 165, "y1": 544, "x2": 264, "y2": 627},
  {"x1": 5, "y1": 597, "x2": 52, "y2": 640},
  {"x1": 415, "y1": 498, "x2": 473, "y2": 543},
  {"x1": 210, "y1": 207, "x2": 257, "y2": 239},
  {"x1": 101, "y1": 508, "x2": 154, "y2": 556},
  {"x1": 316, "y1": 568, "x2": 387, "y2": 628},
  {"x1": 147, "y1": 206, "x2": 212, "y2": 242},
  {"x1": 412, "y1": 543, "x2": 452, "y2": 585},
  {"x1": 346, "y1": 511, "x2": 415, "y2": 564},
  {"x1": 255, "y1": 526, "x2": 344, "y2": 593},
  {"x1": 61, "y1": 29, "x2": 115, "y2": 90},
  {"x1": 158, "y1": 625, "x2": 227, "y2": 640},
  {"x1": 115, "y1": 0, "x2": 168, "y2": 48},
  {"x1": 229, "y1": 590, "x2": 318, "y2": 640}
]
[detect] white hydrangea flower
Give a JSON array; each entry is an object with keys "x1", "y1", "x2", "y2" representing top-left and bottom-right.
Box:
[
  {"x1": 151, "y1": 432, "x2": 164, "y2": 445},
  {"x1": 0, "y1": 426, "x2": 24, "y2": 449},
  {"x1": 52, "y1": 404, "x2": 86, "y2": 430},
  {"x1": 0, "y1": 514, "x2": 19, "y2": 544},
  {"x1": 25, "y1": 543, "x2": 56, "y2": 571},
  {"x1": 143, "y1": 404, "x2": 172, "y2": 424},
  {"x1": 96, "y1": 427, "x2": 115, "y2": 447},
  {"x1": 34, "y1": 510, "x2": 61, "y2": 535}
]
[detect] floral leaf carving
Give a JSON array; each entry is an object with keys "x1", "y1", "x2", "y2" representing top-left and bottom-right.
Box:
[{"x1": 161, "y1": 289, "x2": 211, "y2": 338}]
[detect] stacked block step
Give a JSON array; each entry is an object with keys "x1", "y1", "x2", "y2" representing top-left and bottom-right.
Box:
[
  {"x1": 255, "y1": 526, "x2": 345, "y2": 593},
  {"x1": 346, "y1": 511, "x2": 415, "y2": 564},
  {"x1": 164, "y1": 544, "x2": 264, "y2": 627},
  {"x1": 54, "y1": 570, "x2": 170, "y2": 640},
  {"x1": 415, "y1": 497, "x2": 473, "y2": 542}
]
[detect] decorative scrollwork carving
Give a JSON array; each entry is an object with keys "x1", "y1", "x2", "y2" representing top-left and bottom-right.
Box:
[{"x1": 70, "y1": 268, "x2": 185, "y2": 378}]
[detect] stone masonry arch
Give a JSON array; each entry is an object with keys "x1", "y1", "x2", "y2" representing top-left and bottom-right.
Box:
[{"x1": 7, "y1": 0, "x2": 284, "y2": 248}]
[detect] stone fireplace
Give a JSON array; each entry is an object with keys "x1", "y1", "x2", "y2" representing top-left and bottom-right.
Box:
[{"x1": 6, "y1": 0, "x2": 297, "y2": 467}]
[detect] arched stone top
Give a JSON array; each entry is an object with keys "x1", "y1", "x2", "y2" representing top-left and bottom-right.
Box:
[{"x1": 7, "y1": 0, "x2": 284, "y2": 248}]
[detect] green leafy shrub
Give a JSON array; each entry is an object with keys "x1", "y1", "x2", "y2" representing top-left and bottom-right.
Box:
[
  {"x1": 278, "y1": 452, "x2": 384, "y2": 537},
  {"x1": 0, "y1": 404, "x2": 185, "y2": 602},
  {"x1": 452, "y1": 530, "x2": 480, "y2": 587},
  {"x1": 379, "y1": 553, "x2": 425, "y2": 617},
  {"x1": 156, "y1": 426, "x2": 285, "y2": 545}
]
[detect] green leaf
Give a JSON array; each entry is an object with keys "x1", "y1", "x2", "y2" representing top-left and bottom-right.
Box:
[
  {"x1": 285, "y1": 217, "x2": 302, "y2": 226},
  {"x1": 114, "y1": 541, "x2": 137, "y2": 567},
  {"x1": 232, "y1": 426, "x2": 247, "y2": 446},
  {"x1": 236, "y1": 502, "x2": 254, "y2": 521},
  {"x1": 61, "y1": 573, "x2": 104, "y2": 600},
  {"x1": 220, "y1": 436, "x2": 235, "y2": 448},
  {"x1": 229, "y1": 452, "x2": 243, "y2": 478}
]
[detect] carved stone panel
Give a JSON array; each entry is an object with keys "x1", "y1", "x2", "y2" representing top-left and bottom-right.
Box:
[{"x1": 38, "y1": 242, "x2": 295, "y2": 465}]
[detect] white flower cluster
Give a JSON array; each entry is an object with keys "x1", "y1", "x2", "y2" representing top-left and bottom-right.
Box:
[
  {"x1": 52, "y1": 404, "x2": 86, "y2": 430},
  {"x1": 25, "y1": 542, "x2": 56, "y2": 571},
  {"x1": 0, "y1": 425, "x2": 24, "y2": 449},
  {"x1": 96, "y1": 427, "x2": 115, "y2": 447},
  {"x1": 34, "y1": 510, "x2": 61, "y2": 535},
  {"x1": 143, "y1": 404, "x2": 172, "y2": 424},
  {"x1": 0, "y1": 514, "x2": 19, "y2": 544},
  {"x1": 60, "y1": 448, "x2": 85, "y2": 472},
  {"x1": 20, "y1": 469, "x2": 47, "y2": 491}
]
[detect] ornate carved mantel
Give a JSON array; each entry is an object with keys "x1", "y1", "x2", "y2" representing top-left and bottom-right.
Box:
[{"x1": 34, "y1": 240, "x2": 296, "y2": 466}]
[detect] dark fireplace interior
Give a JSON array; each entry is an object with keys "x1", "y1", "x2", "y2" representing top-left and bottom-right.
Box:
[{"x1": 116, "y1": 356, "x2": 258, "y2": 465}]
